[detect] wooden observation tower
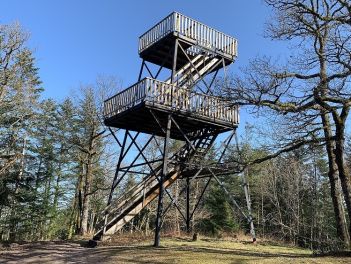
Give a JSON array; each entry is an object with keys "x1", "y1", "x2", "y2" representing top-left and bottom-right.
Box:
[{"x1": 92, "y1": 12, "x2": 256, "y2": 246}]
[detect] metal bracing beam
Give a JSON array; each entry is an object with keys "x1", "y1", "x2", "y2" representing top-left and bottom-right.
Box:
[
  {"x1": 111, "y1": 133, "x2": 155, "y2": 191},
  {"x1": 189, "y1": 176, "x2": 212, "y2": 221},
  {"x1": 144, "y1": 62, "x2": 155, "y2": 79},
  {"x1": 154, "y1": 114, "x2": 172, "y2": 247},
  {"x1": 162, "y1": 168, "x2": 204, "y2": 222},
  {"x1": 149, "y1": 109, "x2": 166, "y2": 135},
  {"x1": 155, "y1": 65, "x2": 164, "y2": 80},
  {"x1": 209, "y1": 168, "x2": 256, "y2": 242},
  {"x1": 121, "y1": 132, "x2": 140, "y2": 161},
  {"x1": 119, "y1": 159, "x2": 163, "y2": 171},
  {"x1": 108, "y1": 127, "x2": 122, "y2": 147},
  {"x1": 170, "y1": 116, "x2": 196, "y2": 151},
  {"x1": 155, "y1": 47, "x2": 173, "y2": 80},
  {"x1": 152, "y1": 136, "x2": 164, "y2": 157},
  {"x1": 107, "y1": 131, "x2": 128, "y2": 202},
  {"x1": 126, "y1": 131, "x2": 158, "y2": 176},
  {"x1": 126, "y1": 134, "x2": 160, "y2": 178},
  {"x1": 207, "y1": 66, "x2": 220, "y2": 95},
  {"x1": 138, "y1": 44, "x2": 174, "y2": 82},
  {"x1": 159, "y1": 183, "x2": 187, "y2": 225},
  {"x1": 162, "y1": 191, "x2": 186, "y2": 223},
  {"x1": 124, "y1": 131, "x2": 183, "y2": 219},
  {"x1": 182, "y1": 170, "x2": 238, "y2": 179},
  {"x1": 101, "y1": 134, "x2": 164, "y2": 229},
  {"x1": 149, "y1": 109, "x2": 168, "y2": 156},
  {"x1": 119, "y1": 169, "x2": 151, "y2": 175},
  {"x1": 103, "y1": 130, "x2": 128, "y2": 236},
  {"x1": 138, "y1": 60, "x2": 145, "y2": 81},
  {"x1": 217, "y1": 130, "x2": 235, "y2": 164},
  {"x1": 209, "y1": 168, "x2": 248, "y2": 219},
  {"x1": 161, "y1": 180, "x2": 187, "y2": 222}
]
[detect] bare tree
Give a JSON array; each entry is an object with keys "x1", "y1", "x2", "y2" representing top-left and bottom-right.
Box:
[{"x1": 223, "y1": 0, "x2": 351, "y2": 246}]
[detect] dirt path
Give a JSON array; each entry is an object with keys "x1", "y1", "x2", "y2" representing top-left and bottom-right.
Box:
[{"x1": 0, "y1": 242, "x2": 98, "y2": 264}]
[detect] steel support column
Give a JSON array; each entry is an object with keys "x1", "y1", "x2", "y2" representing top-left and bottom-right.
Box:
[
  {"x1": 242, "y1": 169, "x2": 256, "y2": 242},
  {"x1": 154, "y1": 114, "x2": 172, "y2": 247},
  {"x1": 186, "y1": 176, "x2": 191, "y2": 233}
]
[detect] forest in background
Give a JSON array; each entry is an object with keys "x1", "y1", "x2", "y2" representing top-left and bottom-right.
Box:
[{"x1": 1, "y1": 0, "x2": 351, "y2": 253}]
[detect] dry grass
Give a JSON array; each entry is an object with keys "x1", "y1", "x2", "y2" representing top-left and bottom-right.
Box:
[{"x1": 0, "y1": 236, "x2": 350, "y2": 263}]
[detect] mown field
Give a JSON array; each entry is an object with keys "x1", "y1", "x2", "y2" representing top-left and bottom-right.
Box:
[{"x1": 0, "y1": 237, "x2": 350, "y2": 264}]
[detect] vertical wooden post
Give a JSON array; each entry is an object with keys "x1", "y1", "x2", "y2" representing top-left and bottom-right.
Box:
[
  {"x1": 154, "y1": 114, "x2": 172, "y2": 247},
  {"x1": 170, "y1": 39, "x2": 178, "y2": 109},
  {"x1": 171, "y1": 39, "x2": 178, "y2": 84}
]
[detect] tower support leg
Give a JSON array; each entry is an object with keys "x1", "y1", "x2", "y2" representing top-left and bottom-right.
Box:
[
  {"x1": 154, "y1": 114, "x2": 172, "y2": 247},
  {"x1": 186, "y1": 176, "x2": 191, "y2": 234},
  {"x1": 242, "y1": 170, "x2": 257, "y2": 243}
]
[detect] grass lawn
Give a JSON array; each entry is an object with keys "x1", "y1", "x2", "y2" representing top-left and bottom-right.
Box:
[{"x1": 93, "y1": 237, "x2": 350, "y2": 264}]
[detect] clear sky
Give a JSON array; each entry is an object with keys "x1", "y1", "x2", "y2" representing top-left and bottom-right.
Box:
[{"x1": 1, "y1": 0, "x2": 289, "y2": 137}]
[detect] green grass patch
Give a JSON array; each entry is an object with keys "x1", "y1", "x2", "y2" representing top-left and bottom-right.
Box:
[{"x1": 94, "y1": 237, "x2": 350, "y2": 264}]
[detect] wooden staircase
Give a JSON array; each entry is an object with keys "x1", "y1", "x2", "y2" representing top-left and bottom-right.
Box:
[{"x1": 165, "y1": 53, "x2": 219, "y2": 89}]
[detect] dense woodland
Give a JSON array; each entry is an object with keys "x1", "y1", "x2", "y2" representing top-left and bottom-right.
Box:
[{"x1": 0, "y1": 0, "x2": 351, "y2": 252}]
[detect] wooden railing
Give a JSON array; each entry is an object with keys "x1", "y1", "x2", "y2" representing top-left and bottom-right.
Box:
[
  {"x1": 138, "y1": 12, "x2": 238, "y2": 59},
  {"x1": 104, "y1": 80, "x2": 146, "y2": 119},
  {"x1": 104, "y1": 78, "x2": 239, "y2": 125}
]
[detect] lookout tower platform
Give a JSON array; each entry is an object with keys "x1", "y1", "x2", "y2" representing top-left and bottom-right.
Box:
[
  {"x1": 93, "y1": 12, "x2": 256, "y2": 246},
  {"x1": 104, "y1": 12, "x2": 239, "y2": 139}
]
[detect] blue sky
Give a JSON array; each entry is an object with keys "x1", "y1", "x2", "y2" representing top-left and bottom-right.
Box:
[{"x1": 1, "y1": 0, "x2": 289, "y2": 137}]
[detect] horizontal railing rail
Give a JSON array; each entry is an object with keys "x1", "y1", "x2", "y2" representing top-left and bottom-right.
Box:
[
  {"x1": 138, "y1": 12, "x2": 238, "y2": 59},
  {"x1": 104, "y1": 77, "x2": 239, "y2": 125}
]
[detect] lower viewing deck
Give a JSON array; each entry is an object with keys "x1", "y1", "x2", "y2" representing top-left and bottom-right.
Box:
[{"x1": 104, "y1": 78, "x2": 239, "y2": 140}]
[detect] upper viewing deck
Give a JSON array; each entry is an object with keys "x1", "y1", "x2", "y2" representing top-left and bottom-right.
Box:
[{"x1": 138, "y1": 12, "x2": 238, "y2": 70}]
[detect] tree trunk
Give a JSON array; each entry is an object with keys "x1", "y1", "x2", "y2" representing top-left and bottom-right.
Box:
[
  {"x1": 80, "y1": 157, "x2": 92, "y2": 235},
  {"x1": 321, "y1": 113, "x2": 350, "y2": 246},
  {"x1": 80, "y1": 130, "x2": 95, "y2": 236},
  {"x1": 333, "y1": 117, "x2": 351, "y2": 245}
]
